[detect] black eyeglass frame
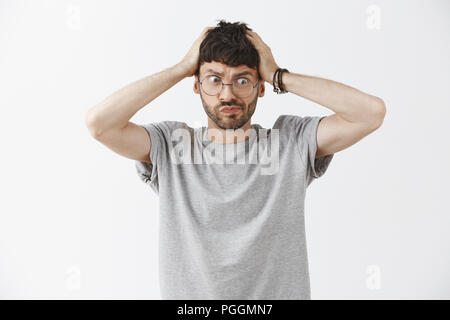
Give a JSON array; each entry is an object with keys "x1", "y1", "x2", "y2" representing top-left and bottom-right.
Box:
[{"x1": 199, "y1": 75, "x2": 261, "y2": 98}]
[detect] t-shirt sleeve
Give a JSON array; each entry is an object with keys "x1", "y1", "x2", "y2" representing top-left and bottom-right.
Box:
[
  {"x1": 134, "y1": 120, "x2": 191, "y2": 194},
  {"x1": 278, "y1": 114, "x2": 334, "y2": 186},
  {"x1": 134, "y1": 122, "x2": 167, "y2": 194}
]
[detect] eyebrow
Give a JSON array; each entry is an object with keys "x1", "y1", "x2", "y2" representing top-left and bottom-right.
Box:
[{"x1": 204, "y1": 69, "x2": 255, "y2": 78}]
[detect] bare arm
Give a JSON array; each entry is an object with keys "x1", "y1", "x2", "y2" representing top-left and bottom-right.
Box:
[
  {"x1": 281, "y1": 72, "x2": 386, "y2": 159},
  {"x1": 85, "y1": 63, "x2": 187, "y2": 163},
  {"x1": 282, "y1": 72, "x2": 385, "y2": 127},
  {"x1": 85, "y1": 26, "x2": 213, "y2": 163},
  {"x1": 85, "y1": 63, "x2": 187, "y2": 137},
  {"x1": 245, "y1": 30, "x2": 386, "y2": 160}
]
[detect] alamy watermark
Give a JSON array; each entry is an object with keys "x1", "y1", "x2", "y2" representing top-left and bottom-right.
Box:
[
  {"x1": 167, "y1": 127, "x2": 280, "y2": 175},
  {"x1": 366, "y1": 264, "x2": 381, "y2": 290}
]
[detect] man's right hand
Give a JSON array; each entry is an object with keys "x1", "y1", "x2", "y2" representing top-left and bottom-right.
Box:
[
  {"x1": 178, "y1": 26, "x2": 214, "y2": 78},
  {"x1": 86, "y1": 27, "x2": 216, "y2": 164}
]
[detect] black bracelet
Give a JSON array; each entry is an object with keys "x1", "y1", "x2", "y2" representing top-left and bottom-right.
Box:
[
  {"x1": 273, "y1": 68, "x2": 289, "y2": 94},
  {"x1": 278, "y1": 69, "x2": 282, "y2": 92},
  {"x1": 278, "y1": 69, "x2": 283, "y2": 93},
  {"x1": 272, "y1": 68, "x2": 280, "y2": 93},
  {"x1": 281, "y1": 68, "x2": 289, "y2": 93}
]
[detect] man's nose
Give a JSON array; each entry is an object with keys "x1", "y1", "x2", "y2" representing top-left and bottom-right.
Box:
[{"x1": 219, "y1": 84, "x2": 236, "y2": 100}]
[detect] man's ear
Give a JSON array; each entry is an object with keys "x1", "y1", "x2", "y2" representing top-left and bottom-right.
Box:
[
  {"x1": 258, "y1": 81, "x2": 265, "y2": 98},
  {"x1": 193, "y1": 75, "x2": 200, "y2": 94}
]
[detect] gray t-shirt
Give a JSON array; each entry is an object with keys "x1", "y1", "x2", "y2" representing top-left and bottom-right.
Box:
[{"x1": 135, "y1": 114, "x2": 334, "y2": 299}]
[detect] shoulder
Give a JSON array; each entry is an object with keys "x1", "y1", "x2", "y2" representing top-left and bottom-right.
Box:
[
  {"x1": 140, "y1": 120, "x2": 192, "y2": 136},
  {"x1": 138, "y1": 121, "x2": 194, "y2": 150},
  {"x1": 273, "y1": 114, "x2": 318, "y2": 129},
  {"x1": 272, "y1": 114, "x2": 305, "y2": 139}
]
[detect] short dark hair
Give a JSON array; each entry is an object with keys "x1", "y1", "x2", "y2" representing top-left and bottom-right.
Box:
[{"x1": 196, "y1": 19, "x2": 261, "y2": 80}]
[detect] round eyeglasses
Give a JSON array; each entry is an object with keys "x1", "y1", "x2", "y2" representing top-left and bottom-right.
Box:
[{"x1": 199, "y1": 75, "x2": 261, "y2": 98}]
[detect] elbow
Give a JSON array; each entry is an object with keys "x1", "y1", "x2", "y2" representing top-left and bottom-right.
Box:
[
  {"x1": 369, "y1": 97, "x2": 386, "y2": 129},
  {"x1": 85, "y1": 111, "x2": 103, "y2": 139}
]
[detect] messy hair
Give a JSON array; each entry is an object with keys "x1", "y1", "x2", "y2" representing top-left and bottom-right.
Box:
[{"x1": 195, "y1": 19, "x2": 261, "y2": 80}]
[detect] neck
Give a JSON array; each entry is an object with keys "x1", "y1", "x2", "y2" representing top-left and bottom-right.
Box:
[{"x1": 206, "y1": 119, "x2": 252, "y2": 144}]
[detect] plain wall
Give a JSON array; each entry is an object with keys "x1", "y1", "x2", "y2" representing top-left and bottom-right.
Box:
[{"x1": 0, "y1": 0, "x2": 449, "y2": 299}]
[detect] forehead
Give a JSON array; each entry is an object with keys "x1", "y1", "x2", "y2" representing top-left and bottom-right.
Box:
[{"x1": 200, "y1": 61, "x2": 257, "y2": 78}]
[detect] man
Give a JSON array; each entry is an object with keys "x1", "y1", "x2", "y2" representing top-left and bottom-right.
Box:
[{"x1": 85, "y1": 20, "x2": 386, "y2": 299}]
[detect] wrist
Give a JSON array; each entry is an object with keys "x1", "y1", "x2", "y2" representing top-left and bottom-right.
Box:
[
  {"x1": 271, "y1": 68, "x2": 289, "y2": 94},
  {"x1": 173, "y1": 62, "x2": 191, "y2": 79},
  {"x1": 265, "y1": 67, "x2": 279, "y2": 84}
]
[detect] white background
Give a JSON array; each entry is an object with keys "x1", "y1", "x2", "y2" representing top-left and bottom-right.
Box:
[{"x1": 1, "y1": 0, "x2": 449, "y2": 299}]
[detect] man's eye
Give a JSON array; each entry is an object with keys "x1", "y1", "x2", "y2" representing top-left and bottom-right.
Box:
[
  {"x1": 208, "y1": 75, "x2": 221, "y2": 82},
  {"x1": 236, "y1": 78, "x2": 249, "y2": 85}
]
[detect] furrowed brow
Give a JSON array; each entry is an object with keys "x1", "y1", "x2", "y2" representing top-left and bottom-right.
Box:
[{"x1": 205, "y1": 69, "x2": 254, "y2": 78}]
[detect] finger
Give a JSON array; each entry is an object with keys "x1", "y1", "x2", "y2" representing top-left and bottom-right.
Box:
[
  {"x1": 245, "y1": 31, "x2": 255, "y2": 41},
  {"x1": 201, "y1": 26, "x2": 214, "y2": 36},
  {"x1": 246, "y1": 31, "x2": 261, "y2": 43},
  {"x1": 251, "y1": 32, "x2": 261, "y2": 40}
]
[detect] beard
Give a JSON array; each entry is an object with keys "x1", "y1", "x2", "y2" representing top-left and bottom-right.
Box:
[{"x1": 199, "y1": 90, "x2": 259, "y2": 130}]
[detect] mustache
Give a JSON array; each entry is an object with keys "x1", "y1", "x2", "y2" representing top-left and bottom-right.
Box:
[{"x1": 217, "y1": 101, "x2": 243, "y2": 109}]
